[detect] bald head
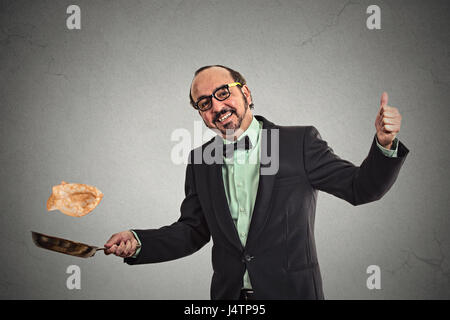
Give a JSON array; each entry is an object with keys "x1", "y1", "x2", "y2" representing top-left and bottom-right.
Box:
[{"x1": 190, "y1": 67, "x2": 235, "y2": 106}]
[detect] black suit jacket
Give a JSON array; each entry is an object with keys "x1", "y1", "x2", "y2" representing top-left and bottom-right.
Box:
[{"x1": 125, "y1": 115, "x2": 409, "y2": 299}]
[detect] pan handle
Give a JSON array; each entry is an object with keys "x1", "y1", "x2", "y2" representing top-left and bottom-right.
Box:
[{"x1": 96, "y1": 244, "x2": 141, "y2": 251}]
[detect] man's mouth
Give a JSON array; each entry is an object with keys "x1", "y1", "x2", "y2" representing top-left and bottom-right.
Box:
[{"x1": 216, "y1": 111, "x2": 233, "y2": 124}]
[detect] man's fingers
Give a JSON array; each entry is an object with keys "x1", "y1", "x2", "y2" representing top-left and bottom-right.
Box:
[
  {"x1": 383, "y1": 124, "x2": 400, "y2": 133},
  {"x1": 382, "y1": 125, "x2": 393, "y2": 133},
  {"x1": 115, "y1": 241, "x2": 125, "y2": 256},
  {"x1": 377, "y1": 103, "x2": 401, "y2": 129},
  {"x1": 381, "y1": 117, "x2": 400, "y2": 125},
  {"x1": 123, "y1": 240, "x2": 132, "y2": 257},
  {"x1": 120, "y1": 240, "x2": 134, "y2": 258},
  {"x1": 130, "y1": 239, "x2": 138, "y2": 257},
  {"x1": 104, "y1": 244, "x2": 118, "y2": 255},
  {"x1": 105, "y1": 233, "x2": 122, "y2": 248},
  {"x1": 380, "y1": 106, "x2": 399, "y2": 118},
  {"x1": 381, "y1": 104, "x2": 399, "y2": 115},
  {"x1": 104, "y1": 231, "x2": 138, "y2": 257},
  {"x1": 381, "y1": 111, "x2": 398, "y2": 119},
  {"x1": 380, "y1": 91, "x2": 388, "y2": 107}
]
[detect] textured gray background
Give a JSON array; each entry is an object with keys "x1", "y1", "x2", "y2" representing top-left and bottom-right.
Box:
[{"x1": 0, "y1": 0, "x2": 449, "y2": 299}]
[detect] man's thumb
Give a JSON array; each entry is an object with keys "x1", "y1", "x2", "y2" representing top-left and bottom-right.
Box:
[
  {"x1": 380, "y1": 91, "x2": 389, "y2": 107},
  {"x1": 105, "y1": 234, "x2": 120, "y2": 247}
]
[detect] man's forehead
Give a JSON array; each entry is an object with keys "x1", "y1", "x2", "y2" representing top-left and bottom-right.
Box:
[{"x1": 191, "y1": 67, "x2": 234, "y2": 98}]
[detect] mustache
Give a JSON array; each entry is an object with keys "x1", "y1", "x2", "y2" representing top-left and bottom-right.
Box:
[{"x1": 214, "y1": 109, "x2": 235, "y2": 123}]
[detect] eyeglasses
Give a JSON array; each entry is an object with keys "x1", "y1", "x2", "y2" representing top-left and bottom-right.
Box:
[{"x1": 193, "y1": 82, "x2": 242, "y2": 111}]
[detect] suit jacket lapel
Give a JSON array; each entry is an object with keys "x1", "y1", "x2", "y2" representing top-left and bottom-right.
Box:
[
  {"x1": 246, "y1": 115, "x2": 277, "y2": 250},
  {"x1": 207, "y1": 137, "x2": 244, "y2": 252}
]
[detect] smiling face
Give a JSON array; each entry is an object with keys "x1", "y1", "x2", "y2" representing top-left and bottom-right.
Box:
[{"x1": 190, "y1": 66, "x2": 253, "y2": 141}]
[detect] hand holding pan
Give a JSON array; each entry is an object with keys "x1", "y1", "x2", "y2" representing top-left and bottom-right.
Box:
[{"x1": 31, "y1": 231, "x2": 140, "y2": 258}]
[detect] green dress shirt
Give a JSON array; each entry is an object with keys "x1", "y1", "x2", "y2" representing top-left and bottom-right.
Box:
[
  {"x1": 131, "y1": 116, "x2": 399, "y2": 290},
  {"x1": 221, "y1": 116, "x2": 262, "y2": 289}
]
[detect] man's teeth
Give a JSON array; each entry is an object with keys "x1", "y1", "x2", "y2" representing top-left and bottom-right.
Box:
[{"x1": 218, "y1": 112, "x2": 232, "y2": 122}]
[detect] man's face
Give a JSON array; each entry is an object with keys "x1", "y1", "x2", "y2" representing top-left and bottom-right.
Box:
[{"x1": 190, "y1": 67, "x2": 253, "y2": 140}]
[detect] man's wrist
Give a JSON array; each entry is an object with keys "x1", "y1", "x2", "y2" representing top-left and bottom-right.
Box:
[
  {"x1": 130, "y1": 230, "x2": 142, "y2": 258},
  {"x1": 375, "y1": 136, "x2": 399, "y2": 158}
]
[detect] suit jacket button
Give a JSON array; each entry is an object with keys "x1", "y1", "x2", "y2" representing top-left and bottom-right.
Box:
[{"x1": 244, "y1": 254, "x2": 253, "y2": 262}]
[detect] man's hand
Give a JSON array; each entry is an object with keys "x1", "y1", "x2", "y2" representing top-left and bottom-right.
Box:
[
  {"x1": 104, "y1": 230, "x2": 139, "y2": 258},
  {"x1": 375, "y1": 92, "x2": 402, "y2": 149}
]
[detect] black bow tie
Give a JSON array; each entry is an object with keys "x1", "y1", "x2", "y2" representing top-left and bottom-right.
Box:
[{"x1": 223, "y1": 135, "x2": 253, "y2": 158}]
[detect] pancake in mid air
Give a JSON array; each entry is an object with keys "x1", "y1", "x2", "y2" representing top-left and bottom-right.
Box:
[{"x1": 46, "y1": 181, "x2": 103, "y2": 217}]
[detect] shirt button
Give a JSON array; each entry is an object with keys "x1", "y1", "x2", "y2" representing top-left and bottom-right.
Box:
[
  {"x1": 240, "y1": 232, "x2": 246, "y2": 238},
  {"x1": 239, "y1": 207, "x2": 245, "y2": 213},
  {"x1": 237, "y1": 182, "x2": 243, "y2": 187}
]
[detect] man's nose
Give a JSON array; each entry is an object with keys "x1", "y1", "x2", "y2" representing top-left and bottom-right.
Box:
[{"x1": 210, "y1": 97, "x2": 226, "y2": 115}]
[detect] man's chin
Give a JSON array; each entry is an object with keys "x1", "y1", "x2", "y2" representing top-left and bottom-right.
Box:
[
  {"x1": 207, "y1": 117, "x2": 244, "y2": 140},
  {"x1": 218, "y1": 125, "x2": 246, "y2": 141}
]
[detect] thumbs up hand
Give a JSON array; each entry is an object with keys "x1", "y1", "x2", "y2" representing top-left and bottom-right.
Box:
[{"x1": 375, "y1": 92, "x2": 402, "y2": 149}]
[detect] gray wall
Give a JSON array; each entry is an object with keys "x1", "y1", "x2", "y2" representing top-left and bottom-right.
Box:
[{"x1": 0, "y1": 0, "x2": 449, "y2": 299}]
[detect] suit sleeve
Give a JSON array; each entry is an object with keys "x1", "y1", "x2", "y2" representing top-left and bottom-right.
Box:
[
  {"x1": 303, "y1": 126, "x2": 409, "y2": 206},
  {"x1": 124, "y1": 157, "x2": 211, "y2": 265}
]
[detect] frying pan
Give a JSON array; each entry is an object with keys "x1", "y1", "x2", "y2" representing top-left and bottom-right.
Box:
[{"x1": 31, "y1": 231, "x2": 140, "y2": 258}]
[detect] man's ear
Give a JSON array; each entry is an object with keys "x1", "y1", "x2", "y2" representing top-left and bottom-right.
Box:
[{"x1": 241, "y1": 85, "x2": 252, "y2": 105}]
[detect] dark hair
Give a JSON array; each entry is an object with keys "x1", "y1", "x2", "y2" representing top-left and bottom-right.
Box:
[{"x1": 189, "y1": 65, "x2": 254, "y2": 109}]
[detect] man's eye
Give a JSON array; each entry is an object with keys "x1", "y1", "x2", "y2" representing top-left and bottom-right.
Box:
[
  {"x1": 216, "y1": 89, "x2": 228, "y2": 99},
  {"x1": 199, "y1": 99, "x2": 210, "y2": 109}
]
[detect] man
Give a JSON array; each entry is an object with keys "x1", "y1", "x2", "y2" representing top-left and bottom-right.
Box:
[{"x1": 105, "y1": 65, "x2": 409, "y2": 300}]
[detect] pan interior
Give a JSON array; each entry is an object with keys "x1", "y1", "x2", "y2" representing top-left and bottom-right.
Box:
[{"x1": 31, "y1": 231, "x2": 98, "y2": 258}]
